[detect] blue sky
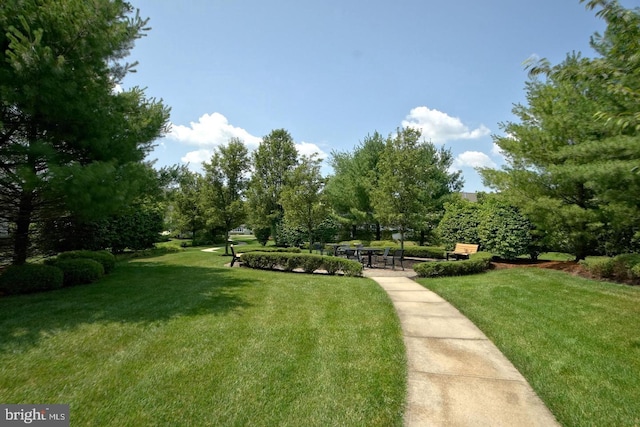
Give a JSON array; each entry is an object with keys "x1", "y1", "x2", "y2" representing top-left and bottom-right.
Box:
[{"x1": 122, "y1": 0, "x2": 626, "y2": 192}]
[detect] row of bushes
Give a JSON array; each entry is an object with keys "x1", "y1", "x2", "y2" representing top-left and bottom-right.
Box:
[
  {"x1": 240, "y1": 252, "x2": 362, "y2": 277},
  {"x1": 242, "y1": 247, "x2": 302, "y2": 254},
  {"x1": 317, "y1": 242, "x2": 446, "y2": 259},
  {"x1": 413, "y1": 252, "x2": 493, "y2": 278},
  {"x1": 579, "y1": 254, "x2": 640, "y2": 284},
  {"x1": 0, "y1": 250, "x2": 116, "y2": 296}
]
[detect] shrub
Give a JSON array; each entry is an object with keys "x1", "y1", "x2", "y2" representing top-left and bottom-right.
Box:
[
  {"x1": 414, "y1": 252, "x2": 493, "y2": 278},
  {"x1": 478, "y1": 202, "x2": 532, "y2": 260},
  {"x1": 253, "y1": 227, "x2": 271, "y2": 246},
  {"x1": 240, "y1": 252, "x2": 362, "y2": 277},
  {"x1": 437, "y1": 201, "x2": 481, "y2": 250},
  {"x1": 403, "y1": 246, "x2": 446, "y2": 259},
  {"x1": 53, "y1": 258, "x2": 104, "y2": 287},
  {"x1": 56, "y1": 250, "x2": 116, "y2": 273},
  {"x1": 580, "y1": 254, "x2": 640, "y2": 282},
  {"x1": 0, "y1": 264, "x2": 64, "y2": 295},
  {"x1": 242, "y1": 247, "x2": 301, "y2": 254}
]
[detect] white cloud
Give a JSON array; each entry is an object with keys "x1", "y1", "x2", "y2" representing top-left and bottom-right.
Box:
[
  {"x1": 168, "y1": 112, "x2": 329, "y2": 169},
  {"x1": 491, "y1": 142, "x2": 505, "y2": 159},
  {"x1": 296, "y1": 142, "x2": 327, "y2": 160},
  {"x1": 168, "y1": 112, "x2": 261, "y2": 148},
  {"x1": 181, "y1": 149, "x2": 213, "y2": 166},
  {"x1": 401, "y1": 106, "x2": 490, "y2": 144},
  {"x1": 454, "y1": 151, "x2": 497, "y2": 169}
]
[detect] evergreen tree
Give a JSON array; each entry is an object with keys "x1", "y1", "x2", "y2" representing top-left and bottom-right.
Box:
[
  {"x1": 0, "y1": 0, "x2": 169, "y2": 263},
  {"x1": 480, "y1": 0, "x2": 640, "y2": 259}
]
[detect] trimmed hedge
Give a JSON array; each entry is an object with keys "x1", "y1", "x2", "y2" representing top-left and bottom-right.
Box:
[
  {"x1": 414, "y1": 252, "x2": 493, "y2": 278},
  {"x1": 241, "y1": 247, "x2": 302, "y2": 254},
  {"x1": 240, "y1": 252, "x2": 363, "y2": 277},
  {"x1": 56, "y1": 250, "x2": 116, "y2": 273},
  {"x1": 53, "y1": 258, "x2": 105, "y2": 287},
  {"x1": 0, "y1": 264, "x2": 64, "y2": 295}
]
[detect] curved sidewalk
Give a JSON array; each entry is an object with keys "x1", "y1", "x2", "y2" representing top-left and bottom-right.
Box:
[{"x1": 366, "y1": 271, "x2": 559, "y2": 426}]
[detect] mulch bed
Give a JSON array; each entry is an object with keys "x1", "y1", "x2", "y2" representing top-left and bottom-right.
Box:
[{"x1": 491, "y1": 258, "x2": 640, "y2": 286}]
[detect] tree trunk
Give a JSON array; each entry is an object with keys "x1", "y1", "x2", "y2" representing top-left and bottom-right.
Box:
[
  {"x1": 13, "y1": 190, "x2": 34, "y2": 265},
  {"x1": 376, "y1": 222, "x2": 381, "y2": 241},
  {"x1": 224, "y1": 229, "x2": 230, "y2": 256}
]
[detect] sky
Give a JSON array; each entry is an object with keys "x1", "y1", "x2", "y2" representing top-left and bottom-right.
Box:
[{"x1": 121, "y1": 0, "x2": 632, "y2": 192}]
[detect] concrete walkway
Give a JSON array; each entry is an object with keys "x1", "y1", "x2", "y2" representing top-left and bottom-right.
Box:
[{"x1": 366, "y1": 271, "x2": 559, "y2": 426}]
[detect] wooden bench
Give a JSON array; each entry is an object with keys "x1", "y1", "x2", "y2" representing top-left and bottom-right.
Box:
[
  {"x1": 446, "y1": 243, "x2": 479, "y2": 261},
  {"x1": 230, "y1": 245, "x2": 243, "y2": 267}
]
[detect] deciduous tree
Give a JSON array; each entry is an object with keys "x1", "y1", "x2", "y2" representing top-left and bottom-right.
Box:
[
  {"x1": 280, "y1": 155, "x2": 329, "y2": 252},
  {"x1": 246, "y1": 129, "x2": 298, "y2": 245},
  {"x1": 202, "y1": 138, "x2": 250, "y2": 255},
  {"x1": 373, "y1": 128, "x2": 462, "y2": 249}
]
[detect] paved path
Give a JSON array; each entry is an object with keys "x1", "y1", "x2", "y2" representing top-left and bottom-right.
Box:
[{"x1": 366, "y1": 271, "x2": 559, "y2": 426}]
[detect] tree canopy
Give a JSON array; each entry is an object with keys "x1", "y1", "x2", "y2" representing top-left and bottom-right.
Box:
[
  {"x1": 0, "y1": 0, "x2": 169, "y2": 263},
  {"x1": 480, "y1": 0, "x2": 640, "y2": 260},
  {"x1": 373, "y1": 127, "x2": 462, "y2": 249}
]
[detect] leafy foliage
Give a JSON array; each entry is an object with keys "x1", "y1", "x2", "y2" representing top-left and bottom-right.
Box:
[
  {"x1": 280, "y1": 155, "x2": 329, "y2": 252},
  {"x1": 478, "y1": 199, "x2": 533, "y2": 260},
  {"x1": 0, "y1": 0, "x2": 170, "y2": 264},
  {"x1": 0, "y1": 263, "x2": 63, "y2": 295},
  {"x1": 413, "y1": 252, "x2": 493, "y2": 278},
  {"x1": 56, "y1": 250, "x2": 116, "y2": 274},
  {"x1": 240, "y1": 252, "x2": 363, "y2": 276},
  {"x1": 246, "y1": 129, "x2": 298, "y2": 245},
  {"x1": 373, "y1": 127, "x2": 462, "y2": 249},
  {"x1": 202, "y1": 138, "x2": 250, "y2": 255},
  {"x1": 480, "y1": 1, "x2": 640, "y2": 260},
  {"x1": 436, "y1": 200, "x2": 481, "y2": 250},
  {"x1": 51, "y1": 258, "x2": 104, "y2": 287}
]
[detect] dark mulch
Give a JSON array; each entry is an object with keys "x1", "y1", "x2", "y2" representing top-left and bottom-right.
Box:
[{"x1": 491, "y1": 259, "x2": 640, "y2": 286}]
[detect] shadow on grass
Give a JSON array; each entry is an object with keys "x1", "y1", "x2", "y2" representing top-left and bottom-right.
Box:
[{"x1": 0, "y1": 262, "x2": 253, "y2": 353}]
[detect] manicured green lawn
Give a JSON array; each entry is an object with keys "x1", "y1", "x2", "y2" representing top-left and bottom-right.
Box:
[
  {"x1": 417, "y1": 268, "x2": 640, "y2": 427},
  {"x1": 0, "y1": 249, "x2": 405, "y2": 426}
]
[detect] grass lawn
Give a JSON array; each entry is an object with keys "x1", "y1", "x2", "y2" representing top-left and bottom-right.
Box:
[
  {"x1": 0, "y1": 249, "x2": 406, "y2": 426},
  {"x1": 417, "y1": 268, "x2": 640, "y2": 427}
]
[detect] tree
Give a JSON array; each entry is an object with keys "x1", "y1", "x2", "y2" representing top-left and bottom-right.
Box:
[
  {"x1": 0, "y1": 0, "x2": 169, "y2": 264},
  {"x1": 477, "y1": 197, "x2": 533, "y2": 260},
  {"x1": 37, "y1": 161, "x2": 168, "y2": 253},
  {"x1": 325, "y1": 132, "x2": 385, "y2": 240},
  {"x1": 280, "y1": 155, "x2": 329, "y2": 252},
  {"x1": 202, "y1": 138, "x2": 250, "y2": 255},
  {"x1": 171, "y1": 169, "x2": 207, "y2": 240},
  {"x1": 480, "y1": 1, "x2": 640, "y2": 260},
  {"x1": 437, "y1": 199, "x2": 481, "y2": 251},
  {"x1": 246, "y1": 129, "x2": 298, "y2": 245},
  {"x1": 372, "y1": 127, "x2": 462, "y2": 250}
]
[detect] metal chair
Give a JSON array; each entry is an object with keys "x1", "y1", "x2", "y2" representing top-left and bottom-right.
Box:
[
  {"x1": 375, "y1": 247, "x2": 391, "y2": 268},
  {"x1": 383, "y1": 249, "x2": 404, "y2": 270}
]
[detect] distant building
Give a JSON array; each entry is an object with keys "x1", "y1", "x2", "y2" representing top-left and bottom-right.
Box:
[
  {"x1": 230, "y1": 225, "x2": 253, "y2": 235},
  {"x1": 460, "y1": 192, "x2": 478, "y2": 202}
]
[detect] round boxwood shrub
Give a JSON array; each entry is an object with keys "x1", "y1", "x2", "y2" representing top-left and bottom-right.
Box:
[
  {"x1": 0, "y1": 264, "x2": 64, "y2": 295},
  {"x1": 56, "y1": 250, "x2": 116, "y2": 273},
  {"x1": 54, "y1": 258, "x2": 104, "y2": 287}
]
